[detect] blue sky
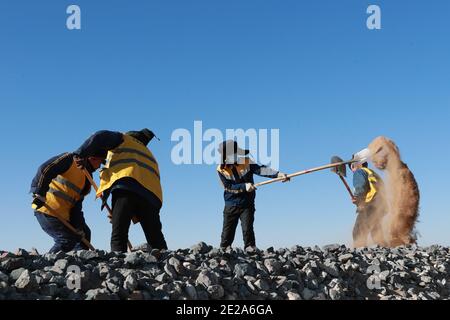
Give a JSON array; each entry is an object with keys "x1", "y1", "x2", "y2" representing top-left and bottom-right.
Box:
[{"x1": 0, "y1": 1, "x2": 449, "y2": 252}]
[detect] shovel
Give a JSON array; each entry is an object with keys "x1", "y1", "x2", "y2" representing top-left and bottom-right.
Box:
[
  {"x1": 330, "y1": 156, "x2": 355, "y2": 201},
  {"x1": 254, "y1": 159, "x2": 357, "y2": 188}
]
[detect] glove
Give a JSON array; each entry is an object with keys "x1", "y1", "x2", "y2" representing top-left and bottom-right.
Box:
[
  {"x1": 32, "y1": 194, "x2": 46, "y2": 210},
  {"x1": 73, "y1": 155, "x2": 88, "y2": 169},
  {"x1": 277, "y1": 172, "x2": 290, "y2": 183},
  {"x1": 245, "y1": 183, "x2": 257, "y2": 192}
]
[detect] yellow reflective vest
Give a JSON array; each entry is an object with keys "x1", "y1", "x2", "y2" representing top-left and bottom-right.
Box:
[
  {"x1": 35, "y1": 161, "x2": 87, "y2": 221},
  {"x1": 217, "y1": 159, "x2": 252, "y2": 182},
  {"x1": 97, "y1": 134, "x2": 163, "y2": 202},
  {"x1": 361, "y1": 167, "x2": 379, "y2": 203}
]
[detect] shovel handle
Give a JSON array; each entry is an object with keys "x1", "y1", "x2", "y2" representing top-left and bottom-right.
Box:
[
  {"x1": 254, "y1": 160, "x2": 355, "y2": 188},
  {"x1": 338, "y1": 175, "x2": 355, "y2": 201},
  {"x1": 42, "y1": 205, "x2": 95, "y2": 251}
]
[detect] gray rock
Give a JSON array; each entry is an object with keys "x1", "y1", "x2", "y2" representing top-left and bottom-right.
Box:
[
  {"x1": 207, "y1": 285, "x2": 225, "y2": 299},
  {"x1": 338, "y1": 254, "x2": 354, "y2": 263},
  {"x1": 14, "y1": 270, "x2": 38, "y2": 292},
  {"x1": 155, "y1": 273, "x2": 169, "y2": 283},
  {"x1": 420, "y1": 276, "x2": 432, "y2": 284},
  {"x1": 0, "y1": 271, "x2": 8, "y2": 282},
  {"x1": 320, "y1": 261, "x2": 340, "y2": 278},
  {"x1": 124, "y1": 252, "x2": 142, "y2": 266},
  {"x1": 124, "y1": 274, "x2": 138, "y2": 292},
  {"x1": 185, "y1": 283, "x2": 198, "y2": 300},
  {"x1": 1, "y1": 258, "x2": 25, "y2": 271},
  {"x1": 254, "y1": 279, "x2": 271, "y2": 291},
  {"x1": 54, "y1": 259, "x2": 69, "y2": 271},
  {"x1": 322, "y1": 244, "x2": 342, "y2": 252},
  {"x1": 77, "y1": 250, "x2": 99, "y2": 260},
  {"x1": 142, "y1": 253, "x2": 158, "y2": 264},
  {"x1": 164, "y1": 263, "x2": 178, "y2": 278},
  {"x1": 234, "y1": 263, "x2": 256, "y2": 277},
  {"x1": 329, "y1": 288, "x2": 342, "y2": 300},
  {"x1": 264, "y1": 259, "x2": 282, "y2": 274},
  {"x1": 287, "y1": 291, "x2": 302, "y2": 300},
  {"x1": 85, "y1": 289, "x2": 118, "y2": 300},
  {"x1": 10, "y1": 268, "x2": 26, "y2": 282},
  {"x1": 190, "y1": 242, "x2": 211, "y2": 255},
  {"x1": 196, "y1": 270, "x2": 218, "y2": 287},
  {"x1": 302, "y1": 288, "x2": 316, "y2": 300}
]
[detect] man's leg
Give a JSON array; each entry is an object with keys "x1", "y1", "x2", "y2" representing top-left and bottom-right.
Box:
[
  {"x1": 368, "y1": 202, "x2": 387, "y2": 247},
  {"x1": 137, "y1": 200, "x2": 168, "y2": 250},
  {"x1": 34, "y1": 212, "x2": 78, "y2": 253},
  {"x1": 353, "y1": 208, "x2": 370, "y2": 248},
  {"x1": 240, "y1": 206, "x2": 256, "y2": 248},
  {"x1": 70, "y1": 210, "x2": 92, "y2": 251},
  {"x1": 220, "y1": 206, "x2": 240, "y2": 248},
  {"x1": 111, "y1": 190, "x2": 135, "y2": 252}
]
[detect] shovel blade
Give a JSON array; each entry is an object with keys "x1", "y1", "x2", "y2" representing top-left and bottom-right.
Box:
[{"x1": 331, "y1": 156, "x2": 347, "y2": 177}]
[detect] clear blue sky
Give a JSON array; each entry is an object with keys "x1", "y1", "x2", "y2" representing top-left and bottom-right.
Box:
[{"x1": 1, "y1": 1, "x2": 449, "y2": 252}]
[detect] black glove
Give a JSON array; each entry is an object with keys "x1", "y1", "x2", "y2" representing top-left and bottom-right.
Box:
[{"x1": 32, "y1": 195, "x2": 46, "y2": 210}]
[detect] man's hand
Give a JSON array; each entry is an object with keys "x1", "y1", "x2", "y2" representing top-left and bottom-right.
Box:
[
  {"x1": 245, "y1": 183, "x2": 257, "y2": 192},
  {"x1": 352, "y1": 197, "x2": 357, "y2": 205},
  {"x1": 278, "y1": 172, "x2": 290, "y2": 183},
  {"x1": 32, "y1": 194, "x2": 46, "y2": 210}
]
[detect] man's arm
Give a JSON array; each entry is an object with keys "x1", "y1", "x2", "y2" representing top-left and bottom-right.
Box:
[
  {"x1": 75, "y1": 130, "x2": 124, "y2": 158},
  {"x1": 30, "y1": 153, "x2": 74, "y2": 197},
  {"x1": 250, "y1": 163, "x2": 279, "y2": 178}
]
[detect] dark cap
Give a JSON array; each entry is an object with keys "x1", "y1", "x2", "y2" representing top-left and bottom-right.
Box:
[{"x1": 126, "y1": 129, "x2": 156, "y2": 146}]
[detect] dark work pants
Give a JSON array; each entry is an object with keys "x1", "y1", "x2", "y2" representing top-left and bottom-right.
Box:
[
  {"x1": 220, "y1": 206, "x2": 256, "y2": 249},
  {"x1": 35, "y1": 211, "x2": 91, "y2": 253},
  {"x1": 111, "y1": 189, "x2": 168, "y2": 252},
  {"x1": 353, "y1": 199, "x2": 386, "y2": 247}
]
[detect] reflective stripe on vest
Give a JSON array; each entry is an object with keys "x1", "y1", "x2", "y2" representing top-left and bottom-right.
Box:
[
  {"x1": 361, "y1": 167, "x2": 378, "y2": 203},
  {"x1": 36, "y1": 161, "x2": 86, "y2": 221},
  {"x1": 217, "y1": 162, "x2": 251, "y2": 182},
  {"x1": 48, "y1": 187, "x2": 78, "y2": 205},
  {"x1": 109, "y1": 158, "x2": 160, "y2": 179},
  {"x1": 97, "y1": 134, "x2": 163, "y2": 202}
]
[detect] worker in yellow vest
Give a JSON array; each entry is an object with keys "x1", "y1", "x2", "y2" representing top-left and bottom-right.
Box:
[
  {"x1": 75, "y1": 129, "x2": 167, "y2": 252},
  {"x1": 217, "y1": 140, "x2": 289, "y2": 251},
  {"x1": 350, "y1": 161, "x2": 387, "y2": 247},
  {"x1": 30, "y1": 153, "x2": 105, "y2": 253}
]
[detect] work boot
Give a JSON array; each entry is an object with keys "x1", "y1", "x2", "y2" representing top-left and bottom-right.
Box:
[{"x1": 245, "y1": 246, "x2": 258, "y2": 254}]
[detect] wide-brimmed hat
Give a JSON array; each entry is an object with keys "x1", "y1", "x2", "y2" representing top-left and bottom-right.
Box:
[{"x1": 218, "y1": 140, "x2": 250, "y2": 157}]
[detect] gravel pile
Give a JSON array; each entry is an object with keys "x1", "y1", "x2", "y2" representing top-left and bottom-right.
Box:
[{"x1": 0, "y1": 243, "x2": 448, "y2": 300}]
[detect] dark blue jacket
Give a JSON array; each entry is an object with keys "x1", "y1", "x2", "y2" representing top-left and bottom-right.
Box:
[
  {"x1": 217, "y1": 161, "x2": 279, "y2": 208},
  {"x1": 353, "y1": 169, "x2": 370, "y2": 201}
]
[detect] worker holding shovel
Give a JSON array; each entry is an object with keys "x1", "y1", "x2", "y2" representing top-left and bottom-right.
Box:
[
  {"x1": 30, "y1": 153, "x2": 104, "y2": 253},
  {"x1": 75, "y1": 129, "x2": 167, "y2": 253},
  {"x1": 350, "y1": 159, "x2": 387, "y2": 248},
  {"x1": 217, "y1": 140, "x2": 290, "y2": 251}
]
